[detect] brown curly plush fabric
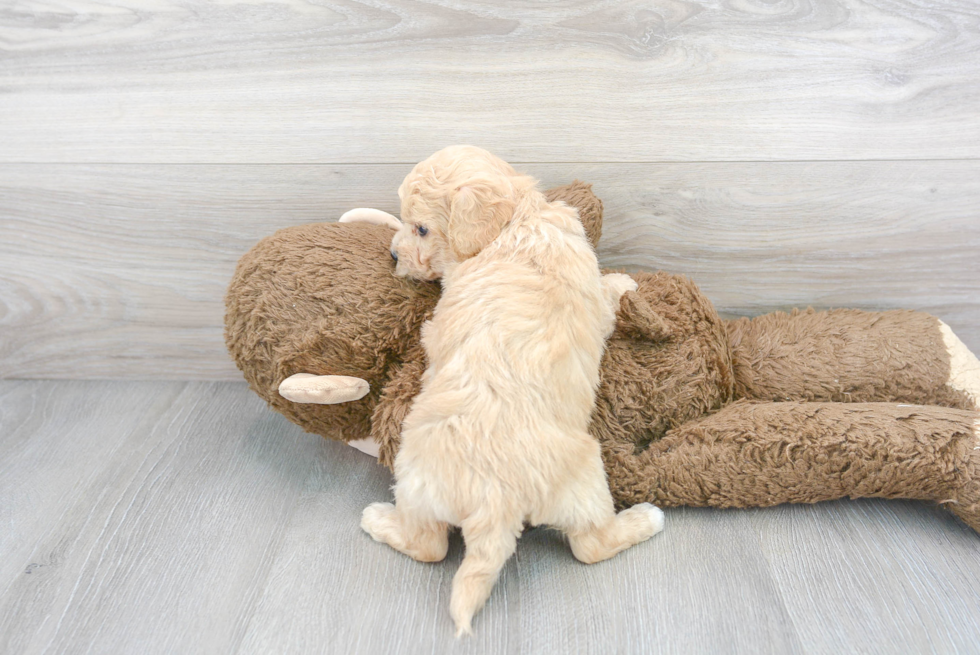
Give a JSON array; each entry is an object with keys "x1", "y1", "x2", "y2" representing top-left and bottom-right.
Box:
[
  {"x1": 601, "y1": 401, "x2": 980, "y2": 531},
  {"x1": 728, "y1": 308, "x2": 975, "y2": 409},
  {"x1": 226, "y1": 181, "x2": 980, "y2": 534}
]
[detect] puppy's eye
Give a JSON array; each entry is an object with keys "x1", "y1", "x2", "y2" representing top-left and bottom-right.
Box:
[{"x1": 416, "y1": 225, "x2": 429, "y2": 237}]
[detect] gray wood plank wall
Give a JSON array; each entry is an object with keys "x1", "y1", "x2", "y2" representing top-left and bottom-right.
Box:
[{"x1": 1, "y1": 0, "x2": 979, "y2": 379}]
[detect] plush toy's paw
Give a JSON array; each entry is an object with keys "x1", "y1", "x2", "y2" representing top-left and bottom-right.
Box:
[
  {"x1": 278, "y1": 373, "x2": 370, "y2": 404},
  {"x1": 940, "y1": 321, "x2": 980, "y2": 411},
  {"x1": 338, "y1": 208, "x2": 402, "y2": 230}
]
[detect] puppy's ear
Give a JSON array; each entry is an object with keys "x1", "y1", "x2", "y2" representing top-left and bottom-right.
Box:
[{"x1": 448, "y1": 184, "x2": 514, "y2": 260}]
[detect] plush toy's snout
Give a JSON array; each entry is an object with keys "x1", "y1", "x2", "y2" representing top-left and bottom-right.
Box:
[
  {"x1": 273, "y1": 207, "x2": 406, "y2": 406},
  {"x1": 225, "y1": 212, "x2": 439, "y2": 444}
]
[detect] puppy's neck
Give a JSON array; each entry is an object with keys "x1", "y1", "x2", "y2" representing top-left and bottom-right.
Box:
[
  {"x1": 515, "y1": 190, "x2": 584, "y2": 238},
  {"x1": 439, "y1": 261, "x2": 462, "y2": 288}
]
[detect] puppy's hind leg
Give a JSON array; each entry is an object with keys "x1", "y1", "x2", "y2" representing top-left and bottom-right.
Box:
[
  {"x1": 567, "y1": 503, "x2": 665, "y2": 564},
  {"x1": 549, "y1": 446, "x2": 664, "y2": 564},
  {"x1": 361, "y1": 502, "x2": 449, "y2": 563},
  {"x1": 450, "y1": 510, "x2": 523, "y2": 637}
]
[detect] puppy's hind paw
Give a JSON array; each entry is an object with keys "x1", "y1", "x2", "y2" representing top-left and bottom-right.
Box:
[
  {"x1": 360, "y1": 502, "x2": 396, "y2": 542},
  {"x1": 622, "y1": 502, "x2": 665, "y2": 541}
]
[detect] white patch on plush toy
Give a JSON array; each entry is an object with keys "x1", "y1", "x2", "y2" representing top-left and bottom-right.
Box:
[
  {"x1": 939, "y1": 321, "x2": 980, "y2": 411},
  {"x1": 338, "y1": 208, "x2": 402, "y2": 231},
  {"x1": 348, "y1": 437, "x2": 381, "y2": 458},
  {"x1": 278, "y1": 373, "x2": 370, "y2": 404}
]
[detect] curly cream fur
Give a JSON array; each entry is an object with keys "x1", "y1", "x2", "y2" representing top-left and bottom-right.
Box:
[{"x1": 363, "y1": 146, "x2": 663, "y2": 636}]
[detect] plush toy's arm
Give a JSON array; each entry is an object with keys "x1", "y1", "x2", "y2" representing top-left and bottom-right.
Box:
[
  {"x1": 602, "y1": 400, "x2": 980, "y2": 533},
  {"x1": 726, "y1": 309, "x2": 980, "y2": 411}
]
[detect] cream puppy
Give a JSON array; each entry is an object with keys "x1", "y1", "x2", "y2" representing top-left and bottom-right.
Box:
[{"x1": 362, "y1": 146, "x2": 664, "y2": 636}]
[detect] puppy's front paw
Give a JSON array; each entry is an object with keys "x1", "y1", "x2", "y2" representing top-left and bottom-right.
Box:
[
  {"x1": 361, "y1": 502, "x2": 397, "y2": 543},
  {"x1": 602, "y1": 273, "x2": 638, "y2": 302},
  {"x1": 603, "y1": 273, "x2": 639, "y2": 295}
]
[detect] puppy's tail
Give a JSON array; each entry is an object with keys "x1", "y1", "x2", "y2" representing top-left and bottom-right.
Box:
[{"x1": 450, "y1": 511, "x2": 522, "y2": 637}]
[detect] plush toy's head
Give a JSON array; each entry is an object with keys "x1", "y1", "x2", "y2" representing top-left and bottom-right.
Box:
[
  {"x1": 224, "y1": 182, "x2": 605, "y2": 443},
  {"x1": 225, "y1": 222, "x2": 438, "y2": 441}
]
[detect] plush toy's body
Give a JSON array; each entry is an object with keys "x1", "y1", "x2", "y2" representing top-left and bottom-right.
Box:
[{"x1": 226, "y1": 183, "x2": 980, "y2": 533}]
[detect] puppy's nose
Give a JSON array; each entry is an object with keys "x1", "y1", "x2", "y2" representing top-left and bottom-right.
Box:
[{"x1": 390, "y1": 249, "x2": 398, "y2": 262}]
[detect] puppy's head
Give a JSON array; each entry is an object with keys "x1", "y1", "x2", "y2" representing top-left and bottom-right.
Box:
[{"x1": 391, "y1": 145, "x2": 535, "y2": 280}]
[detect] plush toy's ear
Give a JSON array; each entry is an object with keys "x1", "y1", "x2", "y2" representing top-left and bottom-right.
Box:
[{"x1": 448, "y1": 184, "x2": 515, "y2": 260}]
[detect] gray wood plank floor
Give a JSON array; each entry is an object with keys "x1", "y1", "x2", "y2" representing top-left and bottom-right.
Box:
[{"x1": 3, "y1": 380, "x2": 978, "y2": 654}]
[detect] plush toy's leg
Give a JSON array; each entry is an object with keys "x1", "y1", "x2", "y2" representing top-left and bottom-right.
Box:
[
  {"x1": 602, "y1": 401, "x2": 980, "y2": 534},
  {"x1": 726, "y1": 309, "x2": 978, "y2": 410},
  {"x1": 360, "y1": 502, "x2": 449, "y2": 563}
]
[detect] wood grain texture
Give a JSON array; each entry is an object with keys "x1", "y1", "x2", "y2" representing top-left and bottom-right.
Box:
[
  {"x1": 0, "y1": 380, "x2": 320, "y2": 654},
  {"x1": 749, "y1": 501, "x2": 980, "y2": 654},
  {"x1": 2, "y1": 162, "x2": 977, "y2": 379},
  {"x1": 2, "y1": 380, "x2": 979, "y2": 654},
  {"x1": 1, "y1": 0, "x2": 979, "y2": 163}
]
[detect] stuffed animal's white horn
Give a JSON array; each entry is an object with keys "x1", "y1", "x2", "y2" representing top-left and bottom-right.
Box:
[{"x1": 338, "y1": 208, "x2": 402, "y2": 230}]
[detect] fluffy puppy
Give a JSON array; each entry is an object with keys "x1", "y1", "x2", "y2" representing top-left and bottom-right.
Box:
[{"x1": 363, "y1": 145, "x2": 664, "y2": 636}]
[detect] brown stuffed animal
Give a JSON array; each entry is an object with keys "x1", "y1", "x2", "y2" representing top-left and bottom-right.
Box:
[{"x1": 225, "y1": 182, "x2": 980, "y2": 533}]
